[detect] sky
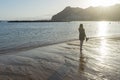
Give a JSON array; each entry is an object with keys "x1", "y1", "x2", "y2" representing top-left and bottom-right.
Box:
[{"x1": 0, "y1": 0, "x2": 120, "y2": 20}]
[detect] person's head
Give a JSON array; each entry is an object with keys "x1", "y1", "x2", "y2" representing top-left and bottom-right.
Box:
[{"x1": 79, "y1": 24, "x2": 83, "y2": 29}]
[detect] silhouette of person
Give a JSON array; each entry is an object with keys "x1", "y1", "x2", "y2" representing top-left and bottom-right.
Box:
[{"x1": 78, "y1": 24, "x2": 86, "y2": 51}]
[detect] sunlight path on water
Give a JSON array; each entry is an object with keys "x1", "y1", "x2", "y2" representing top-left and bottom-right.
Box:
[
  {"x1": 97, "y1": 21, "x2": 108, "y2": 36},
  {"x1": 98, "y1": 38, "x2": 108, "y2": 63}
]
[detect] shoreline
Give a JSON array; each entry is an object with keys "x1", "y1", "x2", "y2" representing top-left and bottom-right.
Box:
[
  {"x1": 0, "y1": 39, "x2": 77, "y2": 54},
  {"x1": 0, "y1": 35, "x2": 120, "y2": 54}
]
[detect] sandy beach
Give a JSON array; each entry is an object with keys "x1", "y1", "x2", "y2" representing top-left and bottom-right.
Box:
[{"x1": 0, "y1": 37, "x2": 120, "y2": 80}]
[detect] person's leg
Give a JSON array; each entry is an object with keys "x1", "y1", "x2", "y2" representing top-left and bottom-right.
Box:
[{"x1": 80, "y1": 40, "x2": 83, "y2": 50}]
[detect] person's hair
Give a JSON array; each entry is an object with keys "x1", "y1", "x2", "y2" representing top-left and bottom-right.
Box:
[{"x1": 79, "y1": 24, "x2": 83, "y2": 29}]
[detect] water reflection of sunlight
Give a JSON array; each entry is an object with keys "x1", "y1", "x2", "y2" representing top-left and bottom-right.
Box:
[
  {"x1": 99, "y1": 38, "x2": 108, "y2": 63},
  {"x1": 98, "y1": 21, "x2": 108, "y2": 36}
]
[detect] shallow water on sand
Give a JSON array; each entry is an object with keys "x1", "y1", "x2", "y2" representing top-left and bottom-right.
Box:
[
  {"x1": 0, "y1": 37, "x2": 120, "y2": 80},
  {"x1": 53, "y1": 37, "x2": 120, "y2": 80},
  {"x1": 82, "y1": 38, "x2": 120, "y2": 80}
]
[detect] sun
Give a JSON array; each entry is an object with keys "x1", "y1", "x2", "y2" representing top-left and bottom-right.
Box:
[{"x1": 92, "y1": 0, "x2": 120, "y2": 7}]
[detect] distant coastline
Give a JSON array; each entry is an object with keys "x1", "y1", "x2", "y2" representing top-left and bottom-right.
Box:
[
  {"x1": 7, "y1": 20, "x2": 69, "y2": 23},
  {"x1": 7, "y1": 20, "x2": 120, "y2": 23},
  {"x1": 8, "y1": 20, "x2": 53, "y2": 23},
  {"x1": 1, "y1": 20, "x2": 120, "y2": 23}
]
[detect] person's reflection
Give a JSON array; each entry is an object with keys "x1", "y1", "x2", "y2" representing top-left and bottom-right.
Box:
[{"x1": 79, "y1": 51, "x2": 86, "y2": 73}]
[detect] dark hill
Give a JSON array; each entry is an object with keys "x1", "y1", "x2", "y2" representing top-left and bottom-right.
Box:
[{"x1": 51, "y1": 4, "x2": 120, "y2": 21}]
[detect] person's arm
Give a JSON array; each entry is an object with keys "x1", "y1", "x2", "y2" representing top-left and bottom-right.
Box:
[
  {"x1": 84, "y1": 29, "x2": 86, "y2": 37},
  {"x1": 84, "y1": 29, "x2": 89, "y2": 41}
]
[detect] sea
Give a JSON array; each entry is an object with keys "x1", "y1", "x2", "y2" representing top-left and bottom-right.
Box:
[{"x1": 0, "y1": 21, "x2": 120, "y2": 53}]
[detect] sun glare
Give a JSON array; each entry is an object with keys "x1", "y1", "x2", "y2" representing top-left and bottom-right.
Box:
[
  {"x1": 92, "y1": 0, "x2": 120, "y2": 7},
  {"x1": 97, "y1": 21, "x2": 108, "y2": 36}
]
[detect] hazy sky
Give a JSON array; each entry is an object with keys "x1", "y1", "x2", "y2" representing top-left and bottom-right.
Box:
[{"x1": 0, "y1": 0, "x2": 120, "y2": 20}]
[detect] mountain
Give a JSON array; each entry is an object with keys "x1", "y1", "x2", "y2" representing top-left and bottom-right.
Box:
[{"x1": 51, "y1": 4, "x2": 120, "y2": 21}]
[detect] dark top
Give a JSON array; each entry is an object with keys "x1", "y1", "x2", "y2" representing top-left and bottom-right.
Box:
[{"x1": 79, "y1": 28, "x2": 86, "y2": 40}]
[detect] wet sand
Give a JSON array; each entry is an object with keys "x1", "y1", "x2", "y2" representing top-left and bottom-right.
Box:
[{"x1": 0, "y1": 37, "x2": 120, "y2": 80}]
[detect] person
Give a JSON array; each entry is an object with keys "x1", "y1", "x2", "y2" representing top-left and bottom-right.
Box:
[{"x1": 78, "y1": 24, "x2": 86, "y2": 51}]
